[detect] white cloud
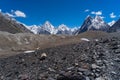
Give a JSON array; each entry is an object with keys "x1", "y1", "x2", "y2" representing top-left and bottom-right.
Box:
[
  {"x1": 91, "y1": 11, "x2": 102, "y2": 15},
  {"x1": 5, "y1": 10, "x2": 26, "y2": 18},
  {"x1": 108, "y1": 20, "x2": 115, "y2": 26},
  {"x1": 100, "y1": 16, "x2": 105, "y2": 19},
  {"x1": 84, "y1": 9, "x2": 90, "y2": 12},
  {"x1": 110, "y1": 12, "x2": 116, "y2": 18},
  {"x1": 14, "y1": 10, "x2": 26, "y2": 18}
]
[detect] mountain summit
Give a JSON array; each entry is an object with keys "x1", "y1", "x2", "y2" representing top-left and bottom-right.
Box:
[
  {"x1": 41, "y1": 21, "x2": 55, "y2": 34},
  {"x1": 108, "y1": 19, "x2": 120, "y2": 32},
  {"x1": 75, "y1": 15, "x2": 110, "y2": 34}
]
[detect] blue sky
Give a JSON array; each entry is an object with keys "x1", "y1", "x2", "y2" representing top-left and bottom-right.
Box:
[{"x1": 0, "y1": 0, "x2": 120, "y2": 27}]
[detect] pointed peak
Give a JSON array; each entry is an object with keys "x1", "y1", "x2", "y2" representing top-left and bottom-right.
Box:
[
  {"x1": 85, "y1": 15, "x2": 93, "y2": 22},
  {"x1": 59, "y1": 24, "x2": 67, "y2": 27},
  {"x1": 44, "y1": 21, "x2": 51, "y2": 24},
  {"x1": 86, "y1": 15, "x2": 93, "y2": 19},
  {"x1": 94, "y1": 15, "x2": 103, "y2": 22},
  {"x1": 43, "y1": 21, "x2": 54, "y2": 28},
  {"x1": 58, "y1": 24, "x2": 69, "y2": 31}
]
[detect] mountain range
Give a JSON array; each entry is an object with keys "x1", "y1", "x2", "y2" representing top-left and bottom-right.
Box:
[
  {"x1": 0, "y1": 12, "x2": 120, "y2": 35},
  {"x1": 27, "y1": 15, "x2": 120, "y2": 35},
  {"x1": 27, "y1": 21, "x2": 78, "y2": 35}
]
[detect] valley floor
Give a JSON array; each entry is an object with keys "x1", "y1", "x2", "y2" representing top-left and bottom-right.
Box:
[{"x1": 0, "y1": 31, "x2": 120, "y2": 80}]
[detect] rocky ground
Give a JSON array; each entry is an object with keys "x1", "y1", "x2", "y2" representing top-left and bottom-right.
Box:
[
  {"x1": 0, "y1": 31, "x2": 108, "y2": 58},
  {"x1": 0, "y1": 32, "x2": 120, "y2": 80}
]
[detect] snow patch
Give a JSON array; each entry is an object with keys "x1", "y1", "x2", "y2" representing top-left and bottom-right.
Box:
[
  {"x1": 94, "y1": 39, "x2": 99, "y2": 42},
  {"x1": 24, "y1": 50, "x2": 35, "y2": 53},
  {"x1": 81, "y1": 38, "x2": 90, "y2": 41}
]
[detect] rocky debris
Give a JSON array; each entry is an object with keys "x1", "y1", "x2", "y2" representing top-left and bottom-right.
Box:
[
  {"x1": 40, "y1": 53, "x2": 47, "y2": 61},
  {"x1": 0, "y1": 34, "x2": 120, "y2": 80}
]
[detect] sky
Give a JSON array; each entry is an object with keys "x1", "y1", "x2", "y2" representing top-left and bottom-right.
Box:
[{"x1": 0, "y1": 0, "x2": 120, "y2": 28}]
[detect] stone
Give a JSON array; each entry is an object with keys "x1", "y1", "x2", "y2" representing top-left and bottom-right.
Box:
[
  {"x1": 95, "y1": 76, "x2": 105, "y2": 80},
  {"x1": 74, "y1": 63, "x2": 79, "y2": 66},
  {"x1": 115, "y1": 49, "x2": 120, "y2": 53},
  {"x1": 40, "y1": 53, "x2": 47, "y2": 60},
  {"x1": 67, "y1": 67, "x2": 74, "y2": 70},
  {"x1": 18, "y1": 74, "x2": 29, "y2": 80},
  {"x1": 48, "y1": 67, "x2": 55, "y2": 72},
  {"x1": 111, "y1": 71, "x2": 117, "y2": 74},
  {"x1": 91, "y1": 64, "x2": 99, "y2": 69},
  {"x1": 78, "y1": 68, "x2": 88, "y2": 72},
  {"x1": 1, "y1": 76, "x2": 4, "y2": 79},
  {"x1": 48, "y1": 77, "x2": 55, "y2": 80},
  {"x1": 83, "y1": 71, "x2": 91, "y2": 76},
  {"x1": 21, "y1": 59, "x2": 25, "y2": 62},
  {"x1": 114, "y1": 58, "x2": 120, "y2": 62},
  {"x1": 86, "y1": 77, "x2": 90, "y2": 80},
  {"x1": 41, "y1": 53, "x2": 47, "y2": 57}
]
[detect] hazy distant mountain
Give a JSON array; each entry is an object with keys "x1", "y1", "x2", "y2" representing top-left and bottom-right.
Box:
[
  {"x1": 0, "y1": 12, "x2": 32, "y2": 34},
  {"x1": 75, "y1": 15, "x2": 110, "y2": 35},
  {"x1": 57, "y1": 24, "x2": 72, "y2": 35},
  {"x1": 108, "y1": 19, "x2": 120, "y2": 32},
  {"x1": 40, "y1": 21, "x2": 56, "y2": 34}
]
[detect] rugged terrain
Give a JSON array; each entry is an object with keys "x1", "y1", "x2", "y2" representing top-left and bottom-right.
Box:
[
  {"x1": 0, "y1": 31, "x2": 120, "y2": 80},
  {"x1": 0, "y1": 31, "x2": 108, "y2": 58}
]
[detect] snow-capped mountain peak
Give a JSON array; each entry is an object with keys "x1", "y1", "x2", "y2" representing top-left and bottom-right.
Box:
[
  {"x1": 75, "y1": 15, "x2": 110, "y2": 34},
  {"x1": 58, "y1": 24, "x2": 69, "y2": 31},
  {"x1": 91, "y1": 16, "x2": 106, "y2": 30},
  {"x1": 26, "y1": 25, "x2": 40, "y2": 34},
  {"x1": 94, "y1": 15, "x2": 103, "y2": 22},
  {"x1": 42, "y1": 21, "x2": 55, "y2": 34}
]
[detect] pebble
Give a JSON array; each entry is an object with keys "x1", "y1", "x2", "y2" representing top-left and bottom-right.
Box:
[
  {"x1": 18, "y1": 74, "x2": 29, "y2": 80},
  {"x1": 95, "y1": 76, "x2": 105, "y2": 80},
  {"x1": 78, "y1": 68, "x2": 88, "y2": 72},
  {"x1": 86, "y1": 77, "x2": 90, "y2": 80},
  {"x1": 41, "y1": 53, "x2": 47, "y2": 57},
  {"x1": 91, "y1": 64, "x2": 99, "y2": 69},
  {"x1": 40, "y1": 53, "x2": 47, "y2": 60},
  {"x1": 111, "y1": 71, "x2": 117, "y2": 74}
]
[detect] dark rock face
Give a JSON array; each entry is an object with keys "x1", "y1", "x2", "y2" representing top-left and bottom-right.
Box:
[
  {"x1": 109, "y1": 19, "x2": 120, "y2": 32},
  {"x1": 0, "y1": 12, "x2": 32, "y2": 34},
  {"x1": 75, "y1": 16, "x2": 93, "y2": 34},
  {"x1": 56, "y1": 30, "x2": 72, "y2": 35},
  {"x1": 0, "y1": 33, "x2": 120, "y2": 80},
  {"x1": 38, "y1": 29, "x2": 51, "y2": 34}
]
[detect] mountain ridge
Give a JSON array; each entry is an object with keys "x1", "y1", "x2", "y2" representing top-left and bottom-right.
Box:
[
  {"x1": 1, "y1": 11, "x2": 120, "y2": 35},
  {"x1": 27, "y1": 21, "x2": 78, "y2": 35},
  {"x1": 0, "y1": 12, "x2": 32, "y2": 34}
]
